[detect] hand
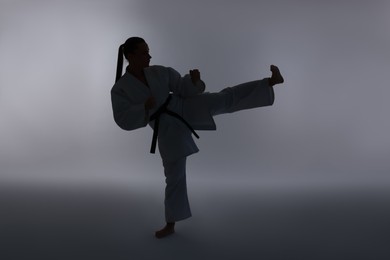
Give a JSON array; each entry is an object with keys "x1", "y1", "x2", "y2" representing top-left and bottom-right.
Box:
[
  {"x1": 190, "y1": 69, "x2": 201, "y2": 84},
  {"x1": 144, "y1": 96, "x2": 156, "y2": 110}
]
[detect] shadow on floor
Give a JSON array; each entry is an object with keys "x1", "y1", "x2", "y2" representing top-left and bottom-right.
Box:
[{"x1": 1, "y1": 180, "x2": 390, "y2": 260}]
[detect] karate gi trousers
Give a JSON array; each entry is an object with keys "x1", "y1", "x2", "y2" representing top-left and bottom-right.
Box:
[
  {"x1": 161, "y1": 78, "x2": 273, "y2": 222},
  {"x1": 162, "y1": 157, "x2": 191, "y2": 222}
]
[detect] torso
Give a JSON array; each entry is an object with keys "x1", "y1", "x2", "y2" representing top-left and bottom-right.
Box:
[
  {"x1": 136, "y1": 74, "x2": 149, "y2": 88},
  {"x1": 127, "y1": 67, "x2": 149, "y2": 88}
]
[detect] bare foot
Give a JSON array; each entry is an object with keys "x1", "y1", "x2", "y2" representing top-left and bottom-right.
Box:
[
  {"x1": 269, "y1": 65, "x2": 284, "y2": 86},
  {"x1": 155, "y1": 222, "x2": 175, "y2": 239}
]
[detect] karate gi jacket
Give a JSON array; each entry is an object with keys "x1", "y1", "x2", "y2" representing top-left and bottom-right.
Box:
[
  {"x1": 111, "y1": 65, "x2": 275, "y2": 161},
  {"x1": 111, "y1": 65, "x2": 215, "y2": 161}
]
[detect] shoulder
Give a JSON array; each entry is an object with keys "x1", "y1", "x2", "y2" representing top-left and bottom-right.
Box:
[
  {"x1": 147, "y1": 65, "x2": 180, "y2": 75},
  {"x1": 146, "y1": 65, "x2": 170, "y2": 75},
  {"x1": 111, "y1": 73, "x2": 132, "y2": 92},
  {"x1": 145, "y1": 65, "x2": 181, "y2": 82}
]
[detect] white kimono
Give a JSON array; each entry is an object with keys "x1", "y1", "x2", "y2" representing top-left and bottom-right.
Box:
[
  {"x1": 111, "y1": 65, "x2": 275, "y2": 222},
  {"x1": 111, "y1": 65, "x2": 275, "y2": 162},
  {"x1": 111, "y1": 65, "x2": 213, "y2": 161}
]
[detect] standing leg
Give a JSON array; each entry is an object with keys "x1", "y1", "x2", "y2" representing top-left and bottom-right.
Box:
[{"x1": 156, "y1": 157, "x2": 191, "y2": 238}]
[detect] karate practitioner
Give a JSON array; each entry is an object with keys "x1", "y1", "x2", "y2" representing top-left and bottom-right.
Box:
[{"x1": 111, "y1": 37, "x2": 284, "y2": 239}]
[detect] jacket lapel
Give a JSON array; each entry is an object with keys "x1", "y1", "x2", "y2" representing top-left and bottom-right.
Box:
[
  {"x1": 121, "y1": 73, "x2": 150, "y2": 102},
  {"x1": 144, "y1": 67, "x2": 169, "y2": 106}
]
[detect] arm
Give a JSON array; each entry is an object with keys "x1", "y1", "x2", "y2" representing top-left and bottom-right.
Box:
[
  {"x1": 167, "y1": 67, "x2": 205, "y2": 97},
  {"x1": 110, "y1": 88, "x2": 150, "y2": 131}
]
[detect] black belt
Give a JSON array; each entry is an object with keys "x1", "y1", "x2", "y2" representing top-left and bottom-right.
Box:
[{"x1": 149, "y1": 94, "x2": 199, "y2": 154}]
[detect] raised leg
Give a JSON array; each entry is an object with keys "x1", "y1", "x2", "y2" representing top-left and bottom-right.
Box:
[{"x1": 182, "y1": 65, "x2": 282, "y2": 129}]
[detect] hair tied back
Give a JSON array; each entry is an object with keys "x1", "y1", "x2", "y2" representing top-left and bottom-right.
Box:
[{"x1": 115, "y1": 43, "x2": 125, "y2": 83}]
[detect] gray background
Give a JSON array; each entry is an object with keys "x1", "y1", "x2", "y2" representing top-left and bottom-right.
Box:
[{"x1": 1, "y1": 0, "x2": 389, "y2": 259}]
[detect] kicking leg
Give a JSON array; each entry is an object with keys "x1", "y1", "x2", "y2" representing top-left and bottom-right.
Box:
[
  {"x1": 206, "y1": 65, "x2": 284, "y2": 115},
  {"x1": 182, "y1": 65, "x2": 283, "y2": 128}
]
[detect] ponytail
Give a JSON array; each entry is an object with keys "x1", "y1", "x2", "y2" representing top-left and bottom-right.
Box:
[{"x1": 115, "y1": 44, "x2": 124, "y2": 83}]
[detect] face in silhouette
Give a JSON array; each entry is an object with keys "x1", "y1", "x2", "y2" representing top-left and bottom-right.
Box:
[{"x1": 127, "y1": 42, "x2": 151, "y2": 71}]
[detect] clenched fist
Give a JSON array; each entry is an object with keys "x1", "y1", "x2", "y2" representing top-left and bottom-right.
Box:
[{"x1": 190, "y1": 69, "x2": 201, "y2": 84}]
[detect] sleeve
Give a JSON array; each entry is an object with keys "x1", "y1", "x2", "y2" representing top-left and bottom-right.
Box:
[
  {"x1": 111, "y1": 88, "x2": 149, "y2": 131},
  {"x1": 167, "y1": 67, "x2": 205, "y2": 97}
]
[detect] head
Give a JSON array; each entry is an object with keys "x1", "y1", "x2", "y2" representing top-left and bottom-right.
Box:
[{"x1": 115, "y1": 37, "x2": 152, "y2": 82}]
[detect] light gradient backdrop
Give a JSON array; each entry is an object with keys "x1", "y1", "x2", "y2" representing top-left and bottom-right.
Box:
[{"x1": 1, "y1": 0, "x2": 390, "y2": 259}]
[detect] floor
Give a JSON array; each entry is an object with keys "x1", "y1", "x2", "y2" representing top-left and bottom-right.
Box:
[{"x1": 2, "y1": 174, "x2": 390, "y2": 260}]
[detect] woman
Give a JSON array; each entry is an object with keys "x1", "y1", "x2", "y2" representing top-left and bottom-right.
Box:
[{"x1": 111, "y1": 37, "x2": 284, "y2": 239}]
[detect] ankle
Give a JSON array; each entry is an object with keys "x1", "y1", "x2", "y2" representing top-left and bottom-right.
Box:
[
  {"x1": 167, "y1": 222, "x2": 175, "y2": 228},
  {"x1": 268, "y1": 77, "x2": 275, "y2": 87}
]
